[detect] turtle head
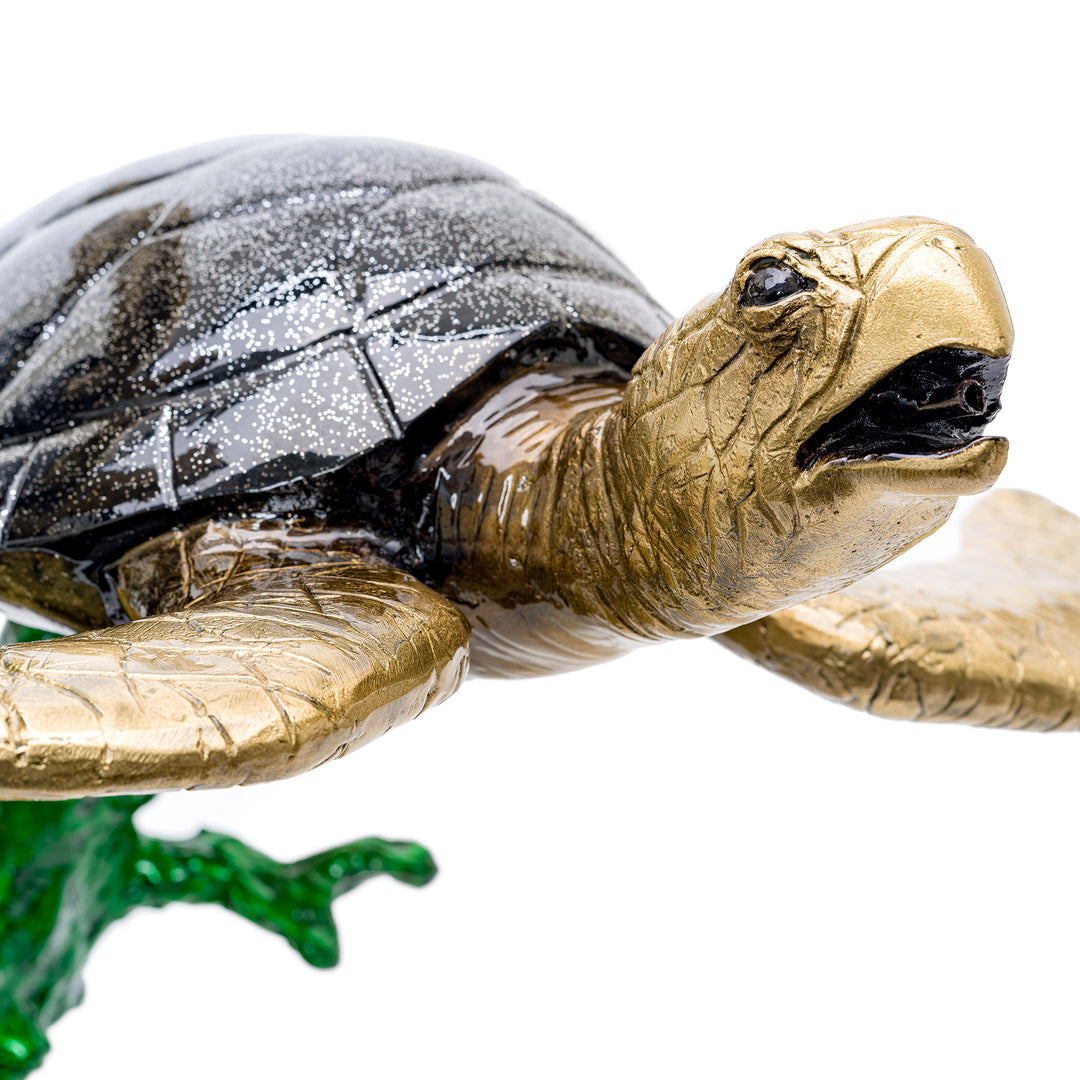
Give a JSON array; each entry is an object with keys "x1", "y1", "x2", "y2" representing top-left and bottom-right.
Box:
[{"x1": 612, "y1": 218, "x2": 1013, "y2": 629}]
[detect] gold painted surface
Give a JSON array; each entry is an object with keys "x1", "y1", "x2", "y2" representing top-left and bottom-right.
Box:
[
  {"x1": 431, "y1": 219, "x2": 1013, "y2": 676},
  {"x1": 115, "y1": 517, "x2": 388, "y2": 618},
  {"x1": 0, "y1": 527, "x2": 470, "y2": 798},
  {"x1": 719, "y1": 490, "x2": 1080, "y2": 731}
]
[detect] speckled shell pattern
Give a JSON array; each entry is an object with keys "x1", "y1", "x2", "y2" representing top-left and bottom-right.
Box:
[{"x1": 0, "y1": 137, "x2": 670, "y2": 551}]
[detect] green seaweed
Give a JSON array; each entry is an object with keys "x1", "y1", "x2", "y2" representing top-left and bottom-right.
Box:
[{"x1": 0, "y1": 625, "x2": 436, "y2": 1077}]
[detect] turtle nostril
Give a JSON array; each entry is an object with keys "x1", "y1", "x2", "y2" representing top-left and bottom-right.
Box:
[
  {"x1": 959, "y1": 379, "x2": 985, "y2": 415},
  {"x1": 930, "y1": 233, "x2": 962, "y2": 252},
  {"x1": 912, "y1": 378, "x2": 987, "y2": 416}
]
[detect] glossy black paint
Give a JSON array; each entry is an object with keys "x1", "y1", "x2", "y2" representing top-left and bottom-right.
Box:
[
  {"x1": 798, "y1": 347, "x2": 1010, "y2": 467},
  {"x1": 0, "y1": 138, "x2": 670, "y2": 567}
]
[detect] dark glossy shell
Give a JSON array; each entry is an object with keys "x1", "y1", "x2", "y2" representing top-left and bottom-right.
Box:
[{"x1": 0, "y1": 137, "x2": 670, "y2": 550}]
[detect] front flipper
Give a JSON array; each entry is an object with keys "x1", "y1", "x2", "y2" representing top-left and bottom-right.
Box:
[
  {"x1": 0, "y1": 524, "x2": 470, "y2": 797},
  {"x1": 719, "y1": 490, "x2": 1080, "y2": 731}
]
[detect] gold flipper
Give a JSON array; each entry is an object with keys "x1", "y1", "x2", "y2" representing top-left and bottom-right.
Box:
[
  {"x1": 718, "y1": 490, "x2": 1080, "y2": 731},
  {"x1": 0, "y1": 523, "x2": 470, "y2": 798}
]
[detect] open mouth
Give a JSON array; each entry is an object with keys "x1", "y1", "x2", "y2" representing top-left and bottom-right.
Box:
[{"x1": 797, "y1": 347, "x2": 1010, "y2": 470}]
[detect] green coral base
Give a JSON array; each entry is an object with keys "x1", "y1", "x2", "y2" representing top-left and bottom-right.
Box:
[{"x1": 0, "y1": 796, "x2": 436, "y2": 1077}]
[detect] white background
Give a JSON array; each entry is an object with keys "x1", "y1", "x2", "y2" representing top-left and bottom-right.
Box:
[{"x1": 3, "y1": 2, "x2": 1079, "y2": 1077}]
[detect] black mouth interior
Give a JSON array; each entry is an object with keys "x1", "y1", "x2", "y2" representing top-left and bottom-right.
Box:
[{"x1": 797, "y1": 347, "x2": 1009, "y2": 469}]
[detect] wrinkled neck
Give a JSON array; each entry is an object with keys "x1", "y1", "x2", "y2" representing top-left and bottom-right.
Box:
[
  {"x1": 425, "y1": 366, "x2": 721, "y2": 677},
  {"x1": 533, "y1": 407, "x2": 734, "y2": 642}
]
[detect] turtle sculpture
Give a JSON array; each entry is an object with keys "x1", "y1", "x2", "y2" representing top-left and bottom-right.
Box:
[
  {"x1": 6, "y1": 135, "x2": 1080, "y2": 1075},
  {"x1": 4, "y1": 133, "x2": 1077, "y2": 804}
]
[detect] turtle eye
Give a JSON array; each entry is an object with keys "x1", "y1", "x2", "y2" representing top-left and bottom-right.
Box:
[{"x1": 740, "y1": 259, "x2": 815, "y2": 307}]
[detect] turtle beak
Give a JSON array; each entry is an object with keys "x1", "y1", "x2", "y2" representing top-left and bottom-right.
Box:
[
  {"x1": 798, "y1": 219, "x2": 1014, "y2": 495},
  {"x1": 845, "y1": 220, "x2": 1013, "y2": 380}
]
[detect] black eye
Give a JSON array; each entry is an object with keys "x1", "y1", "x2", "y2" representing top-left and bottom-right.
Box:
[{"x1": 740, "y1": 259, "x2": 815, "y2": 307}]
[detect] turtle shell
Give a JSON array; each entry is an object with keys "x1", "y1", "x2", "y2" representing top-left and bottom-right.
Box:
[{"x1": 0, "y1": 137, "x2": 670, "y2": 552}]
